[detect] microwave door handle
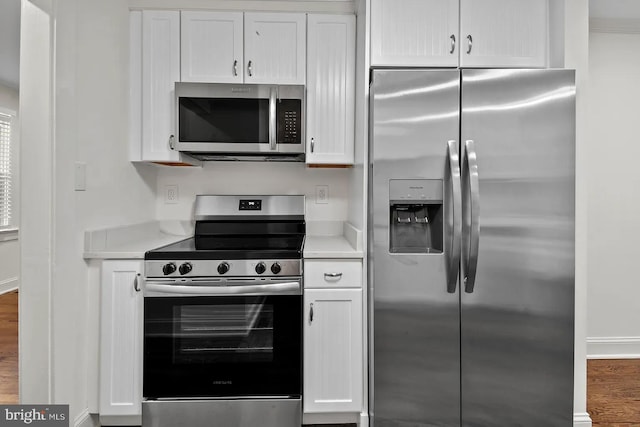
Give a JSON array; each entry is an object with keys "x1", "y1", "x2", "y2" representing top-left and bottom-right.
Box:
[{"x1": 269, "y1": 87, "x2": 277, "y2": 151}]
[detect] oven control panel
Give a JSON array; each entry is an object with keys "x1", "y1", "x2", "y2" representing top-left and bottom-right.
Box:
[
  {"x1": 145, "y1": 259, "x2": 302, "y2": 278},
  {"x1": 239, "y1": 199, "x2": 262, "y2": 210}
]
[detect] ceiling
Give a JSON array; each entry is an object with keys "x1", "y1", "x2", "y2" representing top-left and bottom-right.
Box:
[
  {"x1": 0, "y1": 0, "x2": 20, "y2": 89},
  {"x1": 0, "y1": 1, "x2": 638, "y2": 91}
]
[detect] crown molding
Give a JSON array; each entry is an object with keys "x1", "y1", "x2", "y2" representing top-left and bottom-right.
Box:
[{"x1": 590, "y1": 18, "x2": 640, "y2": 34}]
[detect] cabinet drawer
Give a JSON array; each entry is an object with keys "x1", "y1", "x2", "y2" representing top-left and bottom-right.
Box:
[{"x1": 304, "y1": 260, "x2": 362, "y2": 289}]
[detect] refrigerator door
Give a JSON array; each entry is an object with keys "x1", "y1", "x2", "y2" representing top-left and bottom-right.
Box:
[
  {"x1": 460, "y1": 69, "x2": 575, "y2": 426},
  {"x1": 370, "y1": 69, "x2": 461, "y2": 426}
]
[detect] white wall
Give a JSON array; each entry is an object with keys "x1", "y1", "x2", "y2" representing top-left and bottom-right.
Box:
[
  {"x1": 0, "y1": 83, "x2": 19, "y2": 294},
  {"x1": 586, "y1": 30, "x2": 640, "y2": 358},
  {"x1": 20, "y1": 0, "x2": 157, "y2": 423},
  {"x1": 0, "y1": 84, "x2": 18, "y2": 111},
  {"x1": 156, "y1": 163, "x2": 349, "y2": 223},
  {"x1": 20, "y1": 0, "x2": 53, "y2": 404},
  {"x1": 563, "y1": 1, "x2": 590, "y2": 425}
]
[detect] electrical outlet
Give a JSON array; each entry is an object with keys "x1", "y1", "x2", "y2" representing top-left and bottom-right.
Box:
[
  {"x1": 316, "y1": 185, "x2": 329, "y2": 204},
  {"x1": 74, "y1": 162, "x2": 86, "y2": 191},
  {"x1": 165, "y1": 185, "x2": 179, "y2": 204}
]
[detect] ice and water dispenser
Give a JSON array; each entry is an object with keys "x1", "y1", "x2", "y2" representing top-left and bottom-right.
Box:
[{"x1": 389, "y1": 179, "x2": 443, "y2": 254}]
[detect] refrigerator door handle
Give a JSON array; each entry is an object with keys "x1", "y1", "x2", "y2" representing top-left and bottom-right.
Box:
[
  {"x1": 446, "y1": 140, "x2": 462, "y2": 293},
  {"x1": 463, "y1": 139, "x2": 480, "y2": 293}
]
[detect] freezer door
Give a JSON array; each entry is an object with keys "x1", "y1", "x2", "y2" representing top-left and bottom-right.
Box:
[
  {"x1": 370, "y1": 69, "x2": 461, "y2": 427},
  {"x1": 460, "y1": 69, "x2": 575, "y2": 426}
]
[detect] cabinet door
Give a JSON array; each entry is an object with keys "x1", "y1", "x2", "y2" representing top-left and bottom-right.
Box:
[
  {"x1": 141, "y1": 11, "x2": 181, "y2": 162},
  {"x1": 181, "y1": 11, "x2": 243, "y2": 83},
  {"x1": 306, "y1": 14, "x2": 356, "y2": 165},
  {"x1": 304, "y1": 288, "x2": 363, "y2": 413},
  {"x1": 371, "y1": 0, "x2": 459, "y2": 67},
  {"x1": 99, "y1": 261, "x2": 143, "y2": 423},
  {"x1": 460, "y1": 0, "x2": 547, "y2": 68},
  {"x1": 244, "y1": 13, "x2": 306, "y2": 84}
]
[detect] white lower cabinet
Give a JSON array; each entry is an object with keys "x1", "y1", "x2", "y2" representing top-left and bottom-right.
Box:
[
  {"x1": 99, "y1": 260, "x2": 143, "y2": 425},
  {"x1": 304, "y1": 259, "x2": 363, "y2": 414}
]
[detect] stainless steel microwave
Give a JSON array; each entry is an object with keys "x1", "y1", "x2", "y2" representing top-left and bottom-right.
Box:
[{"x1": 175, "y1": 82, "x2": 305, "y2": 161}]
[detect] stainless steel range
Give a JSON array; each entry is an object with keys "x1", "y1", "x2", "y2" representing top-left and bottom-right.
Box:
[{"x1": 142, "y1": 195, "x2": 304, "y2": 427}]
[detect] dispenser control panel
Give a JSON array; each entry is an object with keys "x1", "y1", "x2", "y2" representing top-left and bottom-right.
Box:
[{"x1": 389, "y1": 179, "x2": 443, "y2": 203}]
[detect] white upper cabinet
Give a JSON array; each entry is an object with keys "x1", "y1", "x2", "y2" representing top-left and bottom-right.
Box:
[
  {"x1": 459, "y1": 0, "x2": 547, "y2": 68},
  {"x1": 244, "y1": 13, "x2": 306, "y2": 84},
  {"x1": 371, "y1": 0, "x2": 548, "y2": 68},
  {"x1": 306, "y1": 14, "x2": 356, "y2": 165},
  {"x1": 181, "y1": 11, "x2": 244, "y2": 83},
  {"x1": 141, "y1": 11, "x2": 181, "y2": 161},
  {"x1": 130, "y1": 11, "x2": 198, "y2": 165},
  {"x1": 371, "y1": 0, "x2": 459, "y2": 67}
]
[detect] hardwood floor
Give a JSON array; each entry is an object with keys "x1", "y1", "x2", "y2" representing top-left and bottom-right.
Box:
[
  {"x1": 0, "y1": 290, "x2": 18, "y2": 404},
  {"x1": 1, "y1": 293, "x2": 640, "y2": 424},
  {"x1": 588, "y1": 359, "x2": 640, "y2": 427}
]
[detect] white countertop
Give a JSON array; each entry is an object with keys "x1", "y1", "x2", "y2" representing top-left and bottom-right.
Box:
[
  {"x1": 84, "y1": 220, "x2": 363, "y2": 260},
  {"x1": 303, "y1": 221, "x2": 363, "y2": 259},
  {"x1": 303, "y1": 235, "x2": 363, "y2": 259},
  {"x1": 83, "y1": 221, "x2": 193, "y2": 259}
]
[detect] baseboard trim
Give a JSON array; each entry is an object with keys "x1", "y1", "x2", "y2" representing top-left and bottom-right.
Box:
[
  {"x1": 74, "y1": 409, "x2": 97, "y2": 427},
  {"x1": 587, "y1": 336, "x2": 640, "y2": 359},
  {"x1": 0, "y1": 277, "x2": 18, "y2": 295},
  {"x1": 574, "y1": 412, "x2": 592, "y2": 427},
  {"x1": 359, "y1": 412, "x2": 369, "y2": 426}
]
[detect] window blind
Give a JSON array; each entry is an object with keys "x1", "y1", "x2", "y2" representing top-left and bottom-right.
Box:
[{"x1": 0, "y1": 113, "x2": 12, "y2": 228}]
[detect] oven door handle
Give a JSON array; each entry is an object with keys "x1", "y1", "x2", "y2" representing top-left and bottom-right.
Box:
[{"x1": 144, "y1": 280, "x2": 302, "y2": 297}]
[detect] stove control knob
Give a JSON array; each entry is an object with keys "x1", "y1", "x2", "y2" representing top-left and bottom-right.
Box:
[
  {"x1": 162, "y1": 263, "x2": 177, "y2": 276},
  {"x1": 217, "y1": 262, "x2": 230, "y2": 275},
  {"x1": 255, "y1": 262, "x2": 267, "y2": 274},
  {"x1": 179, "y1": 262, "x2": 193, "y2": 275},
  {"x1": 271, "y1": 262, "x2": 282, "y2": 274}
]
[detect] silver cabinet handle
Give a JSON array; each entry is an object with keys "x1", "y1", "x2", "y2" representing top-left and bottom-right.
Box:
[
  {"x1": 446, "y1": 140, "x2": 462, "y2": 293},
  {"x1": 247, "y1": 60, "x2": 253, "y2": 77},
  {"x1": 169, "y1": 134, "x2": 175, "y2": 150},
  {"x1": 462, "y1": 139, "x2": 480, "y2": 293},
  {"x1": 309, "y1": 303, "x2": 314, "y2": 323},
  {"x1": 311, "y1": 137, "x2": 315, "y2": 153},
  {"x1": 466, "y1": 35, "x2": 473, "y2": 54},
  {"x1": 134, "y1": 273, "x2": 141, "y2": 292},
  {"x1": 269, "y1": 87, "x2": 277, "y2": 151},
  {"x1": 450, "y1": 34, "x2": 456, "y2": 54},
  {"x1": 233, "y1": 60, "x2": 238, "y2": 77},
  {"x1": 324, "y1": 272, "x2": 343, "y2": 280}
]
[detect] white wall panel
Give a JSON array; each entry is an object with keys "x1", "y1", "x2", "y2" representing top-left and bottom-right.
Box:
[
  {"x1": 587, "y1": 31, "x2": 640, "y2": 352},
  {"x1": 155, "y1": 162, "x2": 349, "y2": 222}
]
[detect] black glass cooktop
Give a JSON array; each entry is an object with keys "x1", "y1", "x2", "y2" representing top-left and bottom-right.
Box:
[
  {"x1": 145, "y1": 220, "x2": 305, "y2": 261},
  {"x1": 145, "y1": 236, "x2": 305, "y2": 260}
]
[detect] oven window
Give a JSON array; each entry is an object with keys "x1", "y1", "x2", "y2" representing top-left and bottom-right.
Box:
[
  {"x1": 174, "y1": 298, "x2": 274, "y2": 364},
  {"x1": 144, "y1": 295, "x2": 301, "y2": 399},
  {"x1": 178, "y1": 98, "x2": 269, "y2": 143}
]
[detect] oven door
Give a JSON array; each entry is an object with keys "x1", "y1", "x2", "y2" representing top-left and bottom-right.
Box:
[
  {"x1": 175, "y1": 82, "x2": 304, "y2": 155},
  {"x1": 143, "y1": 278, "x2": 302, "y2": 399}
]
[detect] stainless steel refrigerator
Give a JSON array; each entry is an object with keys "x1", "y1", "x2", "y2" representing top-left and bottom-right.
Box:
[{"x1": 369, "y1": 69, "x2": 575, "y2": 427}]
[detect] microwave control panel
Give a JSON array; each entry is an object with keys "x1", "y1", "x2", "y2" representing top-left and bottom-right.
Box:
[{"x1": 277, "y1": 99, "x2": 302, "y2": 144}]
